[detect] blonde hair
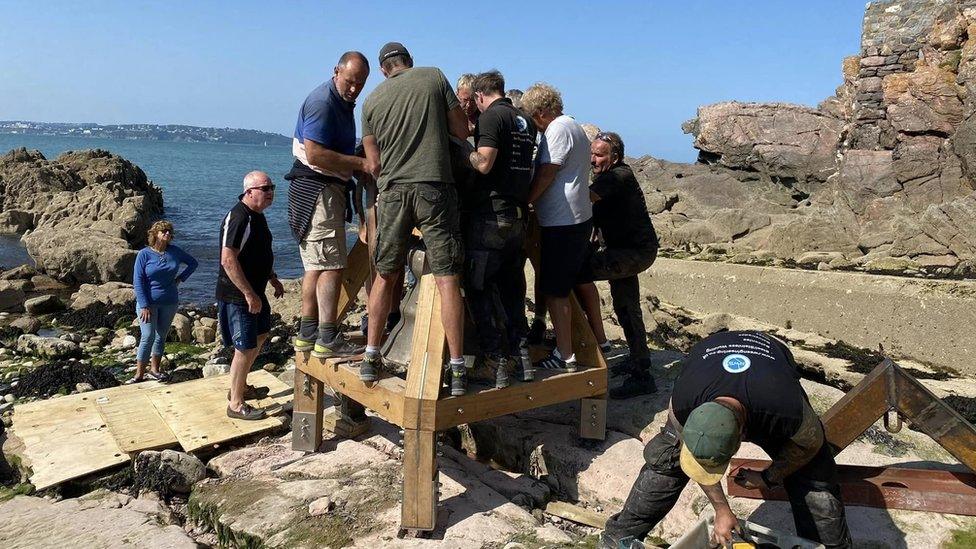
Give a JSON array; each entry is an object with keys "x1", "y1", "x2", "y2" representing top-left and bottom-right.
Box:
[
  {"x1": 456, "y1": 73, "x2": 476, "y2": 91},
  {"x1": 147, "y1": 220, "x2": 174, "y2": 248},
  {"x1": 521, "y1": 82, "x2": 564, "y2": 118}
]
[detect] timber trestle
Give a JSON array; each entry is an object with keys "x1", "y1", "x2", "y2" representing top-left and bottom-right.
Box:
[{"x1": 292, "y1": 234, "x2": 608, "y2": 532}]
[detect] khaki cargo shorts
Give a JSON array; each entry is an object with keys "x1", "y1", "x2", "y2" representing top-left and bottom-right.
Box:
[
  {"x1": 374, "y1": 182, "x2": 463, "y2": 276},
  {"x1": 299, "y1": 184, "x2": 347, "y2": 271}
]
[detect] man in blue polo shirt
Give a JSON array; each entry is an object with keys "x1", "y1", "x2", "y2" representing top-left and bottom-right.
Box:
[{"x1": 287, "y1": 51, "x2": 370, "y2": 358}]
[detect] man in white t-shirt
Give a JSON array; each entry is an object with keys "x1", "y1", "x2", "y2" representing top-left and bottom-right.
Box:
[{"x1": 523, "y1": 82, "x2": 599, "y2": 372}]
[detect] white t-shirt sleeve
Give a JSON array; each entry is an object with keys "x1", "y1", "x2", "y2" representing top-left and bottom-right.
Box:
[{"x1": 542, "y1": 121, "x2": 571, "y2": 166}]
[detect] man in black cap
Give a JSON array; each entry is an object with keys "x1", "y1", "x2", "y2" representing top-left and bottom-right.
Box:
[
  {"x1": 600, "y1": 330, "x2": 852, "y2": 548},
  {"x1": 360, "y1": 42, "x2": 471, "y2": 394}
]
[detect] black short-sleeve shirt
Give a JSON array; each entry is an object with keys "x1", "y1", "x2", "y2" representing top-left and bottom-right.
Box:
[
  {"x1": 590, "y1": 163, "x2": 658, "y2": 250},
  {"x1": 671, "y1": 331, "x2": 807, "y2": 454},
  {"x1": 215, "y1": 201, "x2": 274, "y2": 304},
  {"x1": 471, "y1": 97, "x2": 537, "y2": 208}
]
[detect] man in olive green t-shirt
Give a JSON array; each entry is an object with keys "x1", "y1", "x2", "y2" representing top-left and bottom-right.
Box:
[{"x1": 360, "y1": 41, "x2": 471, "y2": 394}]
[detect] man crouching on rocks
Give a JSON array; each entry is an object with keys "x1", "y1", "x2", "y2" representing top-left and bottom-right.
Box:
[
  {"x1": 600, "y1": 330, "x2": 851, "y2": 548},
  {"x1": 217, "y1": 171, "x2": 285, "y2": 420}
]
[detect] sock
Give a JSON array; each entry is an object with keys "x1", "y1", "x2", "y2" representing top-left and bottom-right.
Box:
[
  {"x1": 299, "y1": 316, "x2": 317, "y2": 339},
  {"x1": 365, "y1": 345, "x2": 379, "y2": 356},
  {"x1": 318, "y1": 322, "x2": 338, "y2": 343},
  {"x1": 450, "y1": 357, "x2": 465, "y2": 371}
]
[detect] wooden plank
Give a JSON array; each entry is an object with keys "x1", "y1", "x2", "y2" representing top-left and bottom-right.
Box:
[
  {"x1": 401, "y1": 428, "x2": 437, "y2": 530},
  {"x1": 545, "y1": 501, "x2": 608, "y2": 528},
  {"x1": 300, "y1": 355, "x2": 406, "y2": 427},
  {"x1": 337, "y1": 239, "x2": 370, "y2": 322},
  {"x1": 403, "y1": 272, "x2": 446, "y2": 430},
  {"x1": 147, "y1": 370, "x2": 291, "y2": 453},
  {"x1": 434, "y1": 367, "x2": 607, "y2": 430},
  {"x1": 95, "y1": 387, "x2": 177, "y2": 453},
  {"x1": 13, "y1": 391, "x2": 129, "y2": 490}
]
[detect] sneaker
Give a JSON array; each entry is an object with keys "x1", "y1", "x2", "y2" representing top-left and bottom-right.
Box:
[
  {"x1": 226, "y1": 383, "x2": 271, "y2": 401},
  {"x1": 450, "y1": 363, "x2": 467, "y2": 396},
  {"x1": 359, "y1": 352, "x2": 382, "y2": 382},
  {"x1": 599, "y1": 340, "x2": 612, "y2": 353},
  {"x1": 125, "y1": 376, "x2": 146, "y2": 385},
  {"x1": 226, "y1": 402, "x2": 266, "y2": 420},
  {"x1": 312, "y1": 333, "x2": 365, "y2": 359},
  {"x1": 470, "y1": 354, "x2": 510, "y2": 389},
  {"x1": 526, "y1": 318, "x2": 546, "y2": 346},
  {"x1": 293, "y1": 334, "x2": 316, "y2": 352},
  {"x1": 609, "y1": 373, "x2": 658, "y2": 399},
  {"x1": 535, "y1": 351, "x2": 578, "y2": 373}
]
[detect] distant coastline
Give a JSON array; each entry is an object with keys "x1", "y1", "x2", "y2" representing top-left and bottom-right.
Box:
[{"x1": 0, "y1": 121, "x2": 290, "y2": 146}]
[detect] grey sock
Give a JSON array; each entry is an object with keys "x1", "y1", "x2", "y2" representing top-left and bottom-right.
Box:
[
  {"x1": 318, "y1": 322, "x2": 338, "y2": 343},
  {"x1": 299, "y1": 317, "x2": 317, "y2": 339}
]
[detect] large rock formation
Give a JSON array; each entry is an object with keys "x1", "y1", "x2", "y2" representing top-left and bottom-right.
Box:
[
  {"x1": 640, "y1": 0, "x2": 976, "y2": 273},
  {"x1": 0, "y1": 148, "x2": 163, "y2": 283}
]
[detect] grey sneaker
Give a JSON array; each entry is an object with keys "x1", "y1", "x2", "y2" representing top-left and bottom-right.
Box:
[
  {"x1": 470, "y1": 354, "x2": 511, "y2": 389},
  {"x1": 450, "y1": 363, "x2": 467, "y2": 396},
  {"x1": 226, "y1": 402, "x2": 266, "y2": 421},
  {"x1": 312, "y1": 333, "x2": 365, "y2": 359},
  {"x1": 359, "y1": 352, "x2": 381, "y2": 382}
]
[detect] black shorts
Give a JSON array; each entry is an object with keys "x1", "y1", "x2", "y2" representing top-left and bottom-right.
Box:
[{"x1": 539, "y1": 220, "x2": 592, "y2": 298}]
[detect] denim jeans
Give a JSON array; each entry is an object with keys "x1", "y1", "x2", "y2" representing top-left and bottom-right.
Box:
[{"x1": 136, "y1": 303, "x2": 179, "y2": 363}]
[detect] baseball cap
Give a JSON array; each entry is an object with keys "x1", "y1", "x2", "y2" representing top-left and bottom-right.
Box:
[
  {"x1": 679, "y1": 402, "x2": 741, "y2": 485},
  {"x1": 378, "y1": 42, "x2": 410, "y2": 64}
]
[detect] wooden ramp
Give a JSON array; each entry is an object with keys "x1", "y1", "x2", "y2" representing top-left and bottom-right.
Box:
[{"x1": 10, "y1": 370, "x2": 291, "y2": 490}]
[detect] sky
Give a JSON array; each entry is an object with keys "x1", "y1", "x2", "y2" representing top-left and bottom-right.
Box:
[{"x1": 0, "y1": 0, "x2": 867, "y2": 162}]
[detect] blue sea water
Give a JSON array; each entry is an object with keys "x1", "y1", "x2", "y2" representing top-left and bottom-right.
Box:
[{"x1": 0, "y1": 134, "x2": 356, "y2": 304}]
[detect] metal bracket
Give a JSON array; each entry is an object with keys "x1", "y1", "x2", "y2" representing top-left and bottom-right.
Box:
[
  {"x1": 292, "y1": 411, "x2": 318, "y2": 452},
  {"x1": 580, "y1": 398, "x2": 607, "y2": 440}
]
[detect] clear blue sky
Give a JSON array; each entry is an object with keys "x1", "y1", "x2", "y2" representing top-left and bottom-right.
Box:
[{"x1": 0, "y1": 0, "x2": 866, "y2": 162}]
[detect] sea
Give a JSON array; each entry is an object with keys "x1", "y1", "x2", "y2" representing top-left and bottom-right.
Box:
[{"x1": 0, "y1": 134, "x2": 357, "y2": 304}]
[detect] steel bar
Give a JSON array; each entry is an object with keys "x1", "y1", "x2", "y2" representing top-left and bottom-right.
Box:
[{"x1": 727, "y1": 458, "x2": 976, "y2": 516}]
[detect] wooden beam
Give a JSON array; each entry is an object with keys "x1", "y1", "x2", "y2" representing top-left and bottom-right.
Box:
[
  {"x1": 401, "y1": 428, "x2": 438, "y2": 531},
  {"x1": 403, "y1": 272, "x2": 447, "y2": 430},
  {"x1": 299, "y1": 355, "x2": 406, "y2": 427},
  {"x1": 434, "y1": 367, "x2": 607, "y2": 430},
  {"x1": 544, "y1": 501, "x2": 608, "y2": 528},
  {"x1": 337, "y1": 239, "x2": 370, "y2": 322}
]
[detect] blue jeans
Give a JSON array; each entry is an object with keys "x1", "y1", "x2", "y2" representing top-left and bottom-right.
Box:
[{"x1": 136, "y1": 303, "x2": 179, "y2": 363}]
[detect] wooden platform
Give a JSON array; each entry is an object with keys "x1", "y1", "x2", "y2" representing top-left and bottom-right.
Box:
[{"x1": 11, "y1": 370, "x2": 290, "y2": 490}]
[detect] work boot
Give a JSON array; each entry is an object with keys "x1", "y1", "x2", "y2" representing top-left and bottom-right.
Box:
[
  {"x1": 598, "y1": 533, "x2": 645, "y2": 548},
  {"x1": 526, "y1": 318, "x2": 546, "y2": 346},
  {"x1": 312, "y1": 333, "x2": 365, "y2": 359},
  {"x1": 470, "y1": 354, "x2": 511, "y2": 389},
  {"x1": 450, "y1": 362, "x2": 468, "y2": 396},
  {"x1": 359, "y1": 352, "x2": 382, "y2": 383},
  {"x1": 609, "y1": 372, "x2": 657, "y2": 399}
]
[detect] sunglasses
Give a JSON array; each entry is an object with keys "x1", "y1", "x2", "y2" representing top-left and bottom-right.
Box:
[
  {"x1": 159, "y1": 229, "x2": 173, "y2": 235},
  {"x1": 248, "y1": 184, "x2": 276, "y2": 193},
  {"x1": 595, "y1": 132, "x2": 614, "y2": 144}
]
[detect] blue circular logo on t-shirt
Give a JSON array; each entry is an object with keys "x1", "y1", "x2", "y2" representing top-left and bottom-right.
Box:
[
  {"x1": 722, "y1": 354, "x2": 751, "y2": 373},
  {"x1": 516, "y1": 115, "x2": 528, "y2": 132}
]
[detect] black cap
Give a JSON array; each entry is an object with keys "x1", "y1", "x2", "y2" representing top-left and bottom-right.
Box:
[{"x1": 378, "y1": 42, "x2": 410, "y2": 64}]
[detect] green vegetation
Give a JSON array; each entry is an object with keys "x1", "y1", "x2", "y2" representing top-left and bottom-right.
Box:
[
  {"x1": 164, "y1": 342, "x2": 207, "y2": 355},
  {"x1": 0, "y1": 482, "x2": 34, "y2": 502},
  {"x1": 944, "y1": 523, "x2": 976, "y2": 548}
]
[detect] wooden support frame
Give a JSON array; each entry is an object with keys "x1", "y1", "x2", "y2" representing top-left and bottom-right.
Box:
[{"x1": 293, "y1": 223, "x2": 609, "y2": 532}]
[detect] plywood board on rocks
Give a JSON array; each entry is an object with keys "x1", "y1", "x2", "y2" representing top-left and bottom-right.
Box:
[
  {"x1": 146, "y1": 370, "x2": 291, "y2": 453},
  {"x1": 95, "y1": 386, "x2": 177, "y2": 453},
  {"x1": 13, "y1": 391, "x2": 130, "y2": 490}
]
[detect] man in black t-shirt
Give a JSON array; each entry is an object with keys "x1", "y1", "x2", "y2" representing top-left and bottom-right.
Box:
[
  {"x1": 464, "y1": 70, "x2": 538, "y2": 388},
  {"x1": 575, "y1": 132, "x2": 659, "y2": 399},
  {"x1": 217, "y1": 171, "x2": 285, "y2": 421},
  {"x1": 600, "y1": 331, "x2": 851, "y2": 549}
]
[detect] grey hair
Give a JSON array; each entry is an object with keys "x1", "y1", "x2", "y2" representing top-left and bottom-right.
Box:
[
  {"x1": 337, "y1": 51, "x2": 369, "y2": 71},
  {"x1": 506, "y1": 89, "x2": 523, "y2": 108},
  {"x1": 456, "y1": 73, "x2": 476, "y2": 91},
  {"x1": 243, "y1": 170, "x2": 271, "y2": 189}
]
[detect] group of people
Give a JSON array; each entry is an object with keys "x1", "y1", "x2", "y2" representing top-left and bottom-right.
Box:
[{"x1": 127, "y1": 41, "x2": 854, "y2": 548}]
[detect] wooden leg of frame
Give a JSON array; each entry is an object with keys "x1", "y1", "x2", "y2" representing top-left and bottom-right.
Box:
[{"x1": 400, "y1": 428, "x2": 438, "y2": 531}]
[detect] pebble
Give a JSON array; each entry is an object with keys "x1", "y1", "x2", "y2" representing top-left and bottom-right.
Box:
[
  {"x1": 95, "y1": 327, "x2": 111, "y2": 336},
  {"x1": 0, "y1": 312, "x2": 8, "y2": 318},
  {"x1": 126, "y1": 366, "x2": 137, "y2": 373},
  {"x1": 262, "y1": 363, "x2": 278, "y2": 373},
  {"x1": 308, "y1": 496, "x2": 333, "y2": 517},
  {"x1": 271, "y1": 335, "x2": 282, "y2": 344},
  {"x1": 165, "y1": 353, "x2": 176, "y2": 361},
  {"x1": 121, "y1": 335, "x2": 138, "y2": 349},
  {"x1": 3, "y1": 394, "x2": 14, "y2": 403},
  {"x1": 75, "y1": 382, "x2": 94, "y2": 393},
  {"x1": 21, "y1": 361, "x2": 32, "y2": 368}
]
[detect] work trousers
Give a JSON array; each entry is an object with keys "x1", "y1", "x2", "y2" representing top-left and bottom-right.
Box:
[
  {"x1": 601, "y1": 422, "x2": 852, "y2": 549},
  {"x1": 583, "y1": 245, "x2": 657, "y2": 363},
  {"x1": 463, "y1": 213, "x2": 528, "y2": 357}
]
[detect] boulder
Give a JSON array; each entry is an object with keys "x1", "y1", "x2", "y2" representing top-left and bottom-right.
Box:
[
  {"x1": 0, "y1": 279, "x2": 32, "y2": 292},
  {"x1": 23, "y1": 228, "x2": 138, "y2": 284},
  {"x1": 15, "y1": 334, "x2": 80, "y2": 359},
  {"x1": 0, "y1": 287, "x2": 25, "y2": 313},
  {"x1": 29, "y1": 274, "x2": 68, "y2": 292},
  {"x1": 10, "y1": 316, "x2": 41, "y2": 334},
  {"x1": 70, "y1": 282, "x2": 135, "y2": 310},
  {"x1": 883, "y1": 66, "x2": 964, "y2": 137},
  {"x1": 170, "y1": 313, "x2": 192, "y2": 343},
  {"x1": 191, "y1": 325, "x2": 216, "y2": 345},
  {"x1": 198, "y1": 317, "x2": 218, "y2": 330},
  {"x1": 133, "y1": 450, "x2": 206, "y2": 495},
  {"x1": 0, "y1": 265, "x2": 38, "y2": 280},
  {"x1": 202, "y1": 363, "x2": 230, "y2": 378},
  {"x1": 0, "y1": 209, "x2": 35, "y2": 234},
  {"x1": 24, "y1": 295, "x2": 63, "y2": 315}
]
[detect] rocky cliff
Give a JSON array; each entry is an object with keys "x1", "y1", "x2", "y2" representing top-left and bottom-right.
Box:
[
  {"x1": 0, "y1": 148, "x2": 163, "y2": 283},
  {"x1": 639, "y1": 0, "x2": 976, "y2": 276}
]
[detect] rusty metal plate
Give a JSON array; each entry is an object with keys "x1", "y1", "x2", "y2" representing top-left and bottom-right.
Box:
[{"x1": 727, "y1": 458, "x2": 976, "y2": 516}]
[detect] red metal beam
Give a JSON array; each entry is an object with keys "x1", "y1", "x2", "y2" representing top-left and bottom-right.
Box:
[{"x1": 727, "y1": 458, "x2": 976, "y2": 516}]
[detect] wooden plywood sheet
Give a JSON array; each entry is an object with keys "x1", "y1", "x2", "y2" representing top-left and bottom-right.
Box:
[
  {"x1": 95, "y1": 387, "x2": 177, "y2": 453},
  {"x1": 147, "y1": 370, "x2": 292, "y2": 452},
  {"x1": 13, "y1": 391, "x2": 129, "y2": 490}
]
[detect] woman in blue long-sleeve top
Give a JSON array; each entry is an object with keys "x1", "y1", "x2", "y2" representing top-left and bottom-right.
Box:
[{"x1": 130, "y1": 220, "x2": 198, "y2": 382}]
